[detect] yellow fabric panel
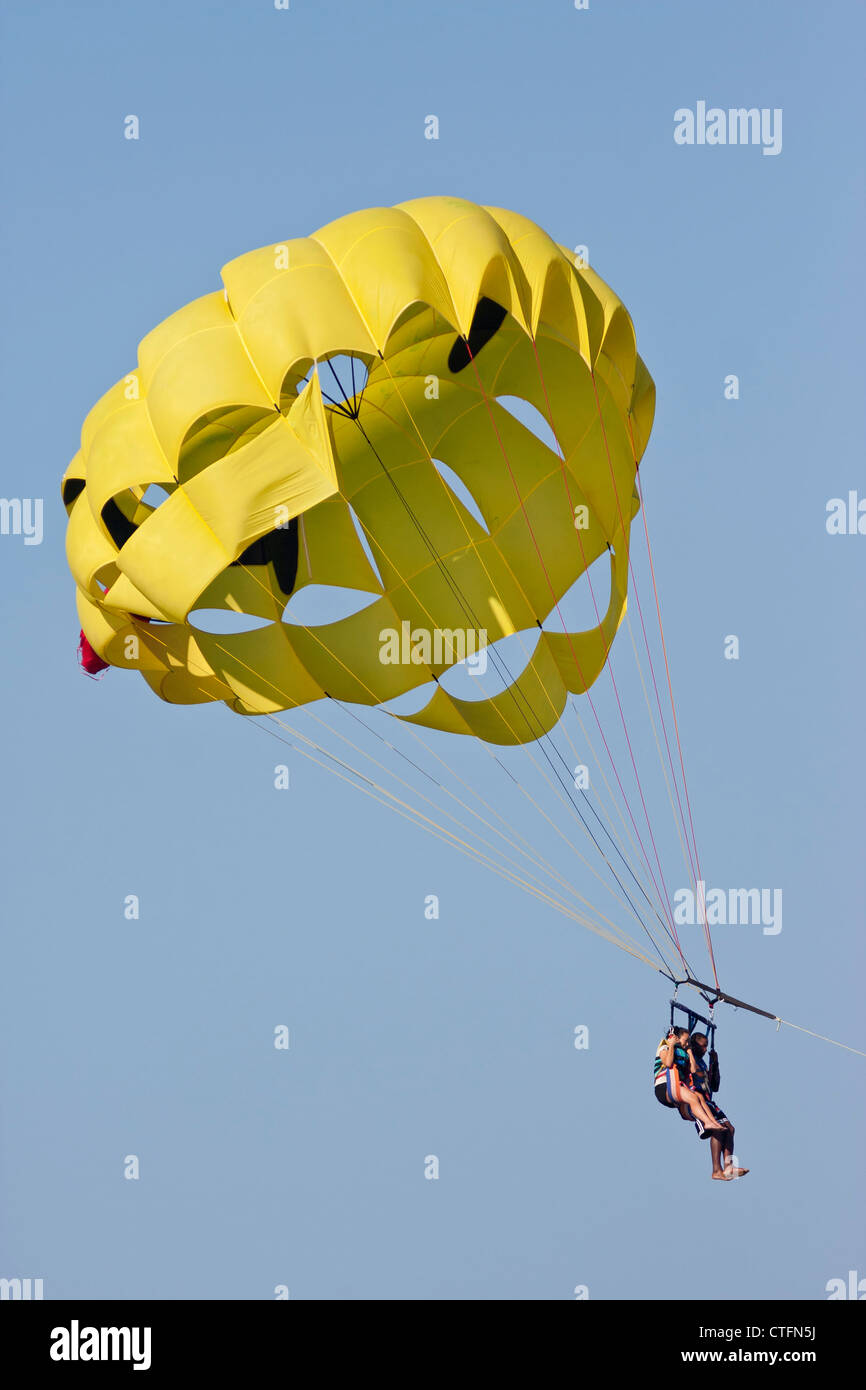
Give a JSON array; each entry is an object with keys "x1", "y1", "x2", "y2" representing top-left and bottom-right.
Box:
[
  {"x1": 293, "y1": 494, "x2": 382, "y2": 595},
  {"x1": 398, "y1": 197, "x2": 531, "y2": 334},
  {"x1": 312, "y1": 206, "x2": 458, "y2": 344},
  {"x1": 546, "y1": 543, "x2": 629, "y2": 696},
  {"x1": 594, "y1": 307, "x2": 638, "y2": 419},
  {"x1": 193, "y1": 623, "x2": 325, "y2": 714},
  {"x1": 223, "y1": 239, "x2": 378, "y2": 396},
  {"x1": 104, "y1": 573, "x2": 173, "y2": 622},
  {"x1": 66, "y1": 492, "x2": 118, "y2": 597},
  {"x1": 554, "y1": 245, "x2": 608, "y2": 364},
  {"x1": 284, "y1": 596, "x2": 433, "y2": 706},
  {"x1": 139, "y1": 292, "x2": 277, "y2": 467},
  {"x1": 630, "y1": 353, "x2": 656, "y2": 460},
  {"x1": 80, "y1": 376, "x2": 140, "y2": 459},
  {"x1": 484, "y1": 205, "x2": 583, "y2": 345},
  {"x1": 76, "y1": 589, "x2": 168, "y2": 672},
  {"x1": 117, "y1": 378, "x2": 337, "y2": 621},
  {"x1": 84, "y1": 397, "x2": 177, "y2": 527},
  {"x1": 141, "y1": 669, "x2": 214, "y2": 705},
  {"x1": 64, "y1": 196, "x2": 655, "y2": 746},
  {"x1": 62, "y1": 452, "x2": 85, "y2": 512},
  {"x1": 191, "y1": 564, "x2": 286, "y2": 623}
]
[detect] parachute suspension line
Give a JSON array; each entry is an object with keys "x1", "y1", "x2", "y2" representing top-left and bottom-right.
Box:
[
  {"x1": 148, "y1": 398, "x2": 678, "y2": 970},
  {"x1": 573, "y1": 366, "x2": 695, "y2": 960},
  {"x1": 531, "y1": 333, "x2": 716, "y2": 988},
  {"x1": 261, "y1": 710, "x2": 664, "y2": 961},
  {"x1": 364, "y1": 367, "x2": 692, "y2": 975},
  {"x1": 116, "y1": 585, "x2": 594, "y2": 928},
  {"x1": 626, "y1": 415, "x2": 720, "y2": 990},
  {"x1": 132, "y1": 332, "x2": 684, "y2": 973},
  {"x1": 369, "y1": 358, "x2": 681, "y2": 962},
  {"x1": 391, "y1": 713, "x2": 673, "y2": 966},
  {"x1": 522, "y1": 338, "x2": 683, "y2": 905},
  {"x1": 623, "y1": 611, "x2": 696, "y2": 889},
  {"x1": 495, "y1": 342, "x2": 683, "y2": 963},
  {"x1": 528, "y1": 332, "x2": 698, "y2": 901},
  {"x1": 576, "y1": 361, "x2": 714, "y2": 983},
  {"x1": 348, "y1": 411, "x2": 689, "y2": 975},
  {"x1": 131, "y1": 549, "x2": 675, "y2": 964},
  {"x1": 396, "y1": 722, "x2": 680, "y2": 976},
  {"x1": 464, "y1": 341, "x2": 678, "y2": 943},
  {"x1": 122, "y1": 387, "x2": 687, "y2": 977},
  {"x1": 583, "y1": 367, "x2": 700, "y2": 892},
  {"x1": 367, "y1": 358, "x2": 655, "y2": 911},
  {"x1": 307, "y1": 697, "x2": 635, "y2": 931},
  {"x1": 325, "y1": 696, "x2": 655, "y2": 955},
  {"x1": 288, "y1": 633, "x2": 658, "y2": 939},
  {"x1": 462, "y1": 342, "x2": 691, "y2": 974},
  {"x1": 335, "y1": 698, "x2": 587, "y2": 904},
  {"x1": 265, "y1": 720, "x2": 624, "y2": 937},
  {"x1": 588, "y1": 387, "x2": 711, "y2": 972},
  {"x1": 320, "y1": 356, "x2": 370, "y2": 419},
  {"x1": 134, "y1": 615, "x2": 652, "y2": 951},
  {"x1": 314, "y1": 417, "x2": 676, "y2": 952}
]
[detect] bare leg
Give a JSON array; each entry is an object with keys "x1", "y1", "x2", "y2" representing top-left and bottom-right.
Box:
[
  {"x1": 722, "y1": 1123, "x2": 749, "y2": 1177},
  {"x1": 685, "y1": 1090, "x2": 726, "y2": 1132}
]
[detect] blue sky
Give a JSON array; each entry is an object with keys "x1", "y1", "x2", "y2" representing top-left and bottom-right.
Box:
[{"x1": 1, "y1": 0, "x2": 863, "y2": 1299}]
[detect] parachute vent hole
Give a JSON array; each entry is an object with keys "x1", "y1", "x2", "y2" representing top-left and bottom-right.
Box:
[
  {"x1": 282, "y1": 584, "x2": 381, "y2": 626},
  {"x1": 540, "y1": 551, "x2": 611, "y2": 634},
  {"x1": 437, "y1": 628, "x2": 541, "y2": 703},
  {"x1": 377, "y1": 681, "x2": 439, "y2": 718},
  {"x1": 188, "y1": 610, "x2": 274, "y2": 635},
  {"x1": 447, "y1": 297, "x2": 507, "y2": 373},
  {"x1": 496, "y1": 396, "x2": 560, "y2": 454},
  {"x1": 346, "y1": 502, "x2": 385, "y2": 589},
  {"x1": 430, "y1": 458, "x2": 490, "y2": 534}
]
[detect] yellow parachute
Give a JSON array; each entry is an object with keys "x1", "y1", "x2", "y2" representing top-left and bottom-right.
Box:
[{"x1": 62, "y1": 196, "x2": 654, "y2": 744}]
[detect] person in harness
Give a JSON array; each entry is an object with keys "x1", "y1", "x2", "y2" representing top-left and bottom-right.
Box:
[
  {"x1": 653, "y1": 1025, "x2": 728, "y2": 1137},
  {"x1": 688, "y1": 1032, "x2": 749, "y2": 1180}
]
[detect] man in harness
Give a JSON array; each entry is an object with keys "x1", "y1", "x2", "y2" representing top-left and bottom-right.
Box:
[{"x1": 688, "y1": 1032, "x2": 749, "y2": 1180}]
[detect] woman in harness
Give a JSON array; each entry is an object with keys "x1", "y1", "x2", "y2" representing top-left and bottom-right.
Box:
[{"x1": 654, "y1": 1026, "x2": 727, "y2": 1136}]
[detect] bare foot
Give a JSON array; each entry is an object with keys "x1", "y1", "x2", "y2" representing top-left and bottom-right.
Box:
[
  {"x1": 711, "y1": 1171, "x2": 732, "y2": 1181},
  {"x1": 726, "y1": 1166, "x2": 749, "y2": 1178}
]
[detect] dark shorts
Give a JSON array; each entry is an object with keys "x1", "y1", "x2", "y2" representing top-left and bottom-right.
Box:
[{"x1": 654, "y1": 1072, "x2": 687, "y2": 1108}]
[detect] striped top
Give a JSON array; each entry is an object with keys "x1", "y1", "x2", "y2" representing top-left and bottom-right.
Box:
[{"x1": 654, "y1": 1038, "x2": 689, "y2": 1083}]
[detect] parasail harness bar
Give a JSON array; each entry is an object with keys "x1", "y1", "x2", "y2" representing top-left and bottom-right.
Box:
[{"x1": 662, "y1": 973, "x2": 779, "y2": 1024}]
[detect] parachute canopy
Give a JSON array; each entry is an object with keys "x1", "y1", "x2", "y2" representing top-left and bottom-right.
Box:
[{"x1": 63, "y1": 196, "x2": 654, "y2": 744}]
